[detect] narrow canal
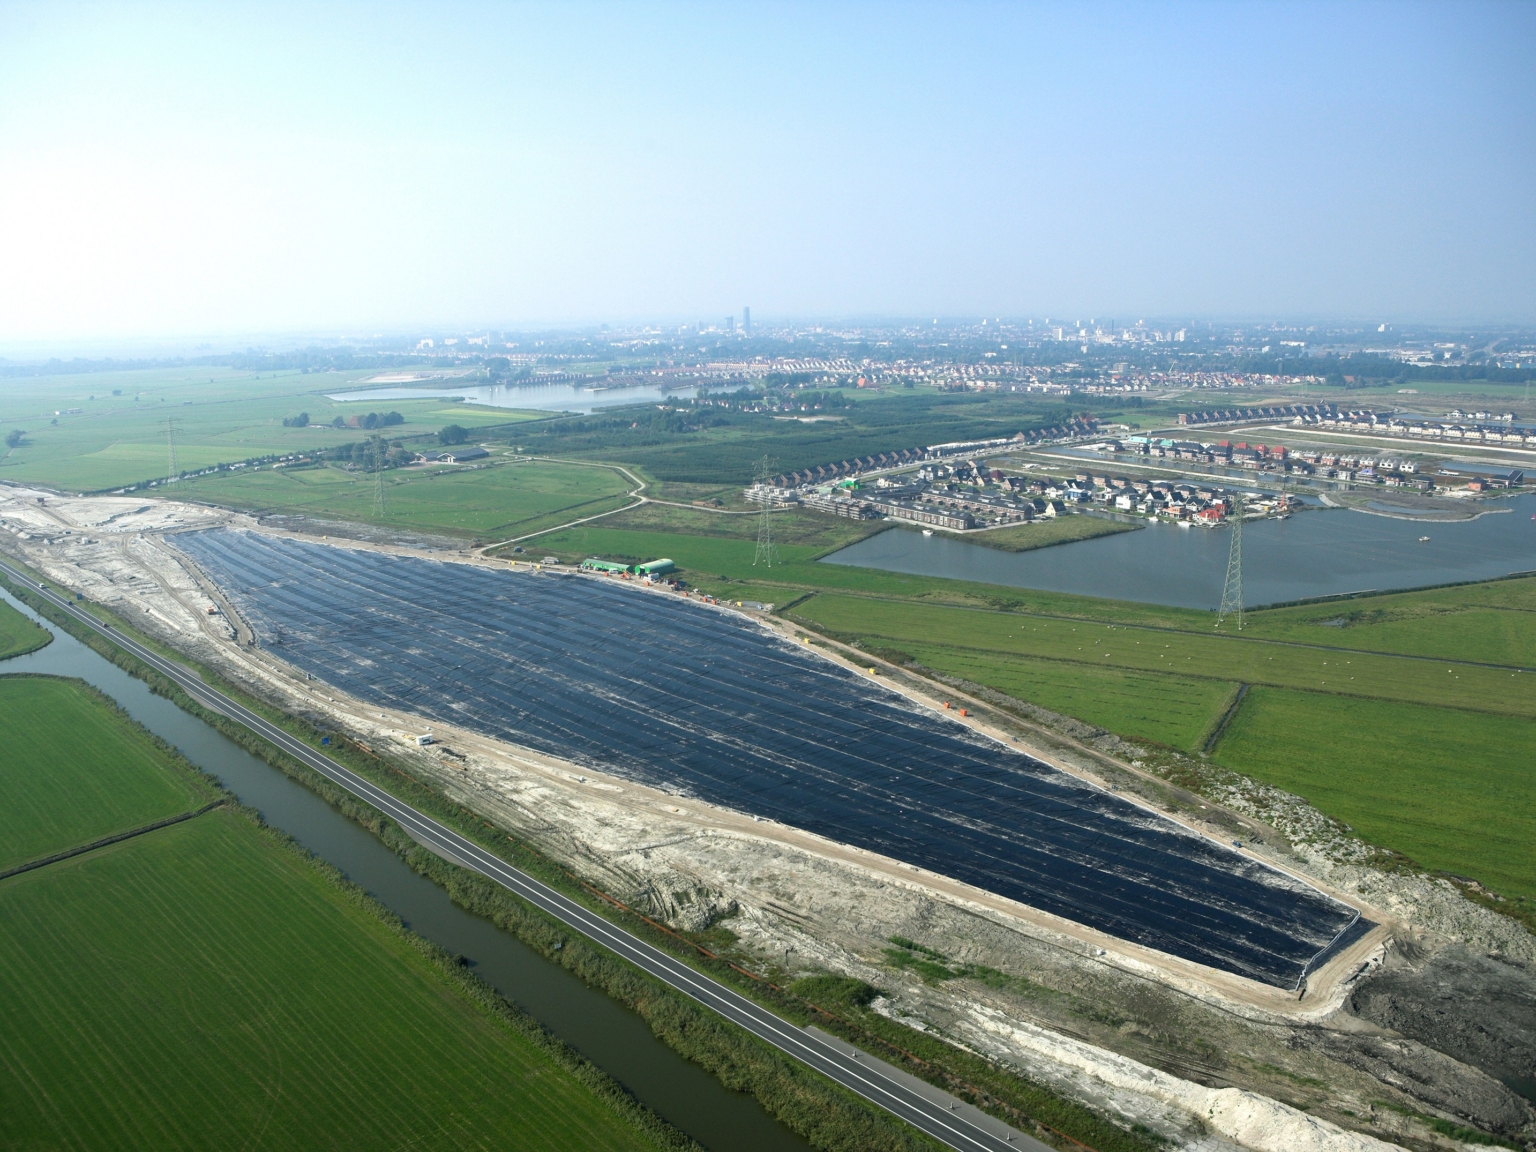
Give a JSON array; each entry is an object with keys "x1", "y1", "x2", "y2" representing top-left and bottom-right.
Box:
[{"x1": 0, "y1": 585, "x2": 810, "y2": 1152}]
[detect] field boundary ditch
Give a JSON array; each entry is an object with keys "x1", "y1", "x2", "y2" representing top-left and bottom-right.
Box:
[{"x1": 0, "y1": 798, "x2": 227, "y2": 881}]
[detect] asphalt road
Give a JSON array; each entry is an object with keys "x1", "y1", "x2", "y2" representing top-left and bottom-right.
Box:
[{"x1": 5, "y1": 561, "x2": 1041, "y2": 1152}]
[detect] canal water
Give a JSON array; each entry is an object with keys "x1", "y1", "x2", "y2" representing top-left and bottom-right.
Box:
[
  {"x1": 821, "y1": 493, "x2": 1536, "y2": 610},
  {"x1": 0, "y1": 586, "x2": 809, "y2": 1152}
]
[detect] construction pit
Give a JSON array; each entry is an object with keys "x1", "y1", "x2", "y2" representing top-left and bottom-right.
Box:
[{"x1": 1, "y1": 483, "x2": 1532, "y2": 1152}]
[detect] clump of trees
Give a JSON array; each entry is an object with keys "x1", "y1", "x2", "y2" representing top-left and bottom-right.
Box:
[
  {"x1": 484, "y1": 357, "x2": 530, "y2": 383},
  {"x1": 437, "y1": 424, "x2": 468, "y2": 445},
  {"x1": 282, "y1": 412, "x2": 310, "y2": 427},
  {"x1": 4, "y1": 429, "x2": 24, "y2": 448},
  {"x1": 329, "y1": 435, "x2": 412, "y2": 471},
  {"x1": 356, "y1": 411, "x2": 404, "y2": 430}
]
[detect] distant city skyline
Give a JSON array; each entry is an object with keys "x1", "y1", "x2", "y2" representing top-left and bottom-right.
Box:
[{"x1": 1, "y1": 1, "x2": 1532, "y2": 346}]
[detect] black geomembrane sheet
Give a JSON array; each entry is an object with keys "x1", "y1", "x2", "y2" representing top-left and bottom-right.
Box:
[{"x1": 179, "y1": 530, "x2": 1359, "y2": 988}]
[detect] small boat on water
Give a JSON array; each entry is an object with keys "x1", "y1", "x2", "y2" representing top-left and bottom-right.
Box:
[
  {"x1": 1419, "y1": 535, "x2": 1430, "y2": 542},
  {"x1": 922, "y1": 529, "x2": 934, "y2": 537}
]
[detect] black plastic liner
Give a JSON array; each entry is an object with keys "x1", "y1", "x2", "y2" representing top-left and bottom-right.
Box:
[{"x1": 179, "y1": 530, "x2": 1360, "y2": 989}]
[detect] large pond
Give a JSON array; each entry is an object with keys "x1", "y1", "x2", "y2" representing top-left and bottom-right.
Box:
[
  {"x1": 328, "y1": 379, "x2": 724, "y2": 415},
  {"x1": 821, "y1": 493, "x2": 1536, "y2": 610},
  {"x1": 0, "y1": 586, "x2": 809, "y2": 1152}
]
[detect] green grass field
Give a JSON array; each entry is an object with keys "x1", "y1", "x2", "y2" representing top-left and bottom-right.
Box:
[
  {"x1": 1213, "y1": 689, "x2": 1535, "y2": 901},
  {"x1": 0, "y1": 677, "x2": 217, "y2": 870},
  {"x1": 0, "y1": 367, "x2": 539, "y2": 492},
  {"x1": 962, "y1": 515, "x2": 1137, "y2": 552},
  {"x1": 172, "y1": 457, "x2": 634, "y2": 540},
  {"x1": 0, "y1": 597, "x2": 51, "y2": 661},
  {"x1": 892, "y1": 644, "x2": 1237, "y2": 751},
  {"x1": 1241, "y1": 576, "x2": 1536, "y2": 665},
  {"x1": 0, "y1": 675, "x2": 669, "y2": 1151},
  {"x1": 778, "y1": 582, "x2": 1536, "y2": 897},
  {"x1": 786, "y1": 593, "x2": 1533, "y2": 719},
  {"x1": 0, "y1": 811, "x2": 669, "y2": 1151}
]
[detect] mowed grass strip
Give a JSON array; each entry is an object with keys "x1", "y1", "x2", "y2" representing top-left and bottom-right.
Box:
[
  {"x1": 1213, "y1": 688, "x2": 1535, "y2": 902},
  {"x1": 0, "y1": 677, "x2": 217, "y2": 870},
  {"x1": 0, "y1": 810, "x2": 671, "y2": 1152},
  {"x1": 787, "y1": 594, "x2": 1536, "y2": 718},
  {"x1": 174, "y1": 458, "x2": 632, "y2": 539},
  {"x1": 0, "y1": 597, "x2": 51, "y2": 661},
  {"x1": 892, "y1": 644, "x2": 1237, "y2": 752}
]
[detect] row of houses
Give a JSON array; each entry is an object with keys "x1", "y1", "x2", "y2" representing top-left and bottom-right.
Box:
[
  {"x1": 766, "y1": 419, "x2": 1100, "y2": 488},
  {"x1": 1176, "y1": 403, "x2": 1335, "y2": 426},
  {"x1": 771, "y1": 448, "x2": 927, "y2": 488},
  {"x1": 1298, "y1": 411, "x2": 1536, "y2": 446}
]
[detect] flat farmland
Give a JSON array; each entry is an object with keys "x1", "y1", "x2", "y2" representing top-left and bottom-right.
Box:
[
  {"x1": 0, "y1": 597, "x2": 50, "y2": 661},
  {"x1": 1240, "y1": 576, "x2": 1536, "y2": 666},
  {"x1": 0, "y1": 367, "x2": 536, "y2": 491},
  {"x1": 1213, "y1": 688, "x2": 1535, "y2": 901},
  {"x1": 0, "y1": 810, "x2": 671, "y2": 1151},
  {"x1": 173, "y1": 457, "x2": 634, "y2": 539},
  {"x1": 786, "y1": 594, "x2": 1534, "y2": 719},
  {"x1": 0, "y1": 676, "x2": 216, "y2": 871},
  {"x1": 889, "y1": 644, "x2": 1238, "y2": 752}
]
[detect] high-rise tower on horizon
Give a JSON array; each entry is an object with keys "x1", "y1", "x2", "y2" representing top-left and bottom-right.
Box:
[{"x1": 743, "y1": 306, "x2": 751, "y2": 334}]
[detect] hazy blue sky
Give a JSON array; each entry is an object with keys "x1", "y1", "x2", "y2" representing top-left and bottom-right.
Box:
[{"x1": 1, "y1": 1, "x2": 1532, "y2": 344}]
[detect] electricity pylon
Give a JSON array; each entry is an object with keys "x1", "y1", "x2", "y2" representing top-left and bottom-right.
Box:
[
  {"x1": 1216, "y1": 494, "x2": 1243, "y2": 630},
  {"x1": 753, "y1": 454, "x2": 778, "y2": 567},
  {"x1": 372, "y1": 468, "x2": 388, "y2": 519},
  {"x1": 165, "y1": 418, "x2": 179, "y2": 481}
]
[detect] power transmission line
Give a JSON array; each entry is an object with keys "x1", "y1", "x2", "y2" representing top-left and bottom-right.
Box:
[
  {"x1": 1216, "y1": 494, "x2": 1243, "y2": 630},
  {"x1": 165, "y1": 418, "x2": 179, "y2": 481},
  {"x1": 752, "y1": 455, "x2": 778, "y2": 567}
]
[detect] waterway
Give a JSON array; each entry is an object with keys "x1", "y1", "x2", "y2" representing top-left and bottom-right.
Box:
[
  {"x1": 821, "y1": 493, "x2": 1536, "y2": 610},
  {"x1": 0, "y1": 586, "x2": 809, "y2": 1152},
  {"x1": 328, "y1": 379, "x2": 725, "y2": 415}
]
